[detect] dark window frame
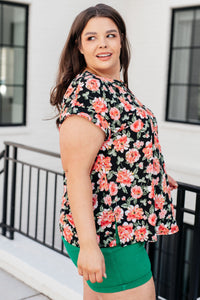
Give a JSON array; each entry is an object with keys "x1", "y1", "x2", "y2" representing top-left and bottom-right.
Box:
[
  {"x1": 0, "y1": 0, "x2": 28, "y2": 127},
  {"x1": 166, "y1": 6, "x2": 200, "y2": 126}
]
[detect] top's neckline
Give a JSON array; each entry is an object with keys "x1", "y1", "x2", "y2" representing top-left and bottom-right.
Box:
[{"x1": 82, "y1": 70, "x2": 125, "y2": 86}]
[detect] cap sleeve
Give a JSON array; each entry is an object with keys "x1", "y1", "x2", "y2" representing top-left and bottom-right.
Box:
[{"x1": 59, "y1": 75, "x2": 111, "y2": 140}]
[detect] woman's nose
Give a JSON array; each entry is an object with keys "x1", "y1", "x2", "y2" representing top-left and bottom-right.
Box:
[{"x1": 99, "y1": 37, "x2": 107, "y2": 48}]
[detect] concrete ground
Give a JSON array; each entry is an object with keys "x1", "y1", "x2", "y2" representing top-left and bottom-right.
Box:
[{"x1": 0, "y1": 268, "x2": 50, "y2": 300}]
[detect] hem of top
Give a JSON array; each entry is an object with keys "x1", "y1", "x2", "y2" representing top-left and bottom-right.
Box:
[{"x1": 61, "y1": 227, "x2": 179, "y2": 249}]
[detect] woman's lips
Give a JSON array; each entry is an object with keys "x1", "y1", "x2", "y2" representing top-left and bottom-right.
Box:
[{"x1": 96, "y1": 53, "x2": 112, "y2": 60}]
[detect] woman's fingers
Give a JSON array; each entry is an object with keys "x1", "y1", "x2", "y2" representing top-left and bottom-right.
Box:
[
  {"x1": 102, "y1": 260, "x2": 106, "y2": 279},
  {"x1": 83, "y1": 272, "x2": 89, "y2": 281},
  {"x1": 78, "y1": 268, "x2": 83, "y2": 276},
  {"x1": 95, "y1": 269, "x2": 105, "y2": 283},
  {"x1": 79, "y1": 267, "x2": 106, "y2": 283},
  {"x1": 94, "y1": 259, "x2": 107, "y2": 283},
  {"x1": 168, "y1": 174, "x2": 178, "y2": 190},
  {"x1": 89, "y1": 272, "x2": 97, "y2": 283}
]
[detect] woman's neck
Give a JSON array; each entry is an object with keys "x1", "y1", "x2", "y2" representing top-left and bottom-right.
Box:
[{"x1": 85, "y1": 67, "x2": 121, "y2": 81}]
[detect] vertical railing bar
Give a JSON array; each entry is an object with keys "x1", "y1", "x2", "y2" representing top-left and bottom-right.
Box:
[
  {"x1": 2, "y1": 145, "x2": 9, "y2": 236},
  {"x1": 19, "y1": 163, "x2": 24, "y2": 232},
  {"x1": 52, "y1": 174, "x2": 57, "y2": 249},
  {"x1": 155, "y1": 236, "x2": 163, "y2": 298},
  {"x1": 35, "y1": 168, "x2": 40, "y2": 240},
  {"x1": 188, "y1": 192, "x2": 200, "y2": 299},
  {"x1": 175, "y1": 186, "x2": 185, "y2": 299},
  {"x1": 61, "y1": 237, "x2": 64, "y2": 254},
  {"x1": 26, "y1": 166, "x2": 32, "y2": 236},
  {"x1": 43, "y1": 171, "x2": 48, "y2": 244},
  {"x1": 9, "y1": 146, "x2": 18, "y2": 240},
  {"x1": 147, "y1": 241, "x2": 156, "y2": 279},
  {"x1": 168, "y1": 234, "x2": 179, "y2": 300}
]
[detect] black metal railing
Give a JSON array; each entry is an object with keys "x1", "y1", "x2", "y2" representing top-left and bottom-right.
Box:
[
  {"x1": 0, "y1": 141, "x2": 67, "y2": 256},
  {"x1": 0, "y1": 141, "x2": 200, "y2": 300},
  {"x1": 148, "y1": 182, "x2": 200, "y2": 300}
]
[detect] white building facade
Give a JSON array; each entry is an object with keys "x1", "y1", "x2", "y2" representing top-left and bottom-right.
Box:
[{"x1": 0, "y1": 1, "x2": 200, "y2": 299}]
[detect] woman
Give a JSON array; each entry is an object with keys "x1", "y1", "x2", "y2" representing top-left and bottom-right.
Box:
[{"x1": 50, "y1": 4, "x2": 179, "y2": 300}]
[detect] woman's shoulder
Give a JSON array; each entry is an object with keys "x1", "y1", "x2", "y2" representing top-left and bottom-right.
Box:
[
  {"x1": 67, "y1": 70, "x2": 106, "y2": 94},
  {"x1": 62, "y1": 71, "x2": 108, "y2": 106}
]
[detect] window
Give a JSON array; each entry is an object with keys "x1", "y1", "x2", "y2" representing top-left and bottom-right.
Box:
[
  {"x1": 0, "y1": 1, "x2": 28, "y2": 126},
  {"x1": 166, "y1": 7, "x2": 200, "y2": 125}
]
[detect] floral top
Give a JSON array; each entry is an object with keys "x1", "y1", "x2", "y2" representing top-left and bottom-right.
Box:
[{"x1": 59, "y1": 70, "x2": 179, "y2": 248}]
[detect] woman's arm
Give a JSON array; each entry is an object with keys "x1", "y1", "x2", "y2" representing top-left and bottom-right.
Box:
[{"x1": 59, "y1": 115, "x2": 106, "y2": 283}]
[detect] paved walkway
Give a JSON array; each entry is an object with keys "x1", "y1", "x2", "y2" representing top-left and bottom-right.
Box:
[{"x1": 0, "y1": 268, "x2": 50, "y2": 300}]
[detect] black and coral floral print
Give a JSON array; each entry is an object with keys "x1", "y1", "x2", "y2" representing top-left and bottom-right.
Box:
[{"x1": 59, "y1": 70, "x2": 179, "y2": 248}]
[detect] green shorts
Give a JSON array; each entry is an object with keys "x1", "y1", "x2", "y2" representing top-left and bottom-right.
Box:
[{"x1": 62, "y1": 227, "x2": 152, "y2": 293}]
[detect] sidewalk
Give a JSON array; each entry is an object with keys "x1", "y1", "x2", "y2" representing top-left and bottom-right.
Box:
[{"x1": 0, "y1": 268, "x2": 50, "y2": 300}]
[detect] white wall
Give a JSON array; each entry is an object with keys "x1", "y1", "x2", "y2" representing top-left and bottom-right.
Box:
[
  {"x1": 127, "y1": 0, "x2": 200, "y2": 186},
  {"x1": 0, "y1": 0, "x2": 200, "y2": 185}
]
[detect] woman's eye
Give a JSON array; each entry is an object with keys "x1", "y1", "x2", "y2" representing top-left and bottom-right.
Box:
[
  {"x1": 87, "y1": 36, "x2": 95, "y2": 41},
  {"x1": 107, "y1": 34, "x2": 116, "y2": 38}
]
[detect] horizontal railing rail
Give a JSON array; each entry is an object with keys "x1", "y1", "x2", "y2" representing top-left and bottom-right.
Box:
[
  {"x1": 0, "y1": 141, "x2": 200, "y2": 300},
  {"x1": 3, "y1": 141, "x2": 60, "y2": 158}
]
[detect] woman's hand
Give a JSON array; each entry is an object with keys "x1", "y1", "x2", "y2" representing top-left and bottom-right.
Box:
[
  {"x1": 77, "y1": 244, "x2": 106, "y2": 283},
  {"x1": 167, "y1": 174, "x2": 178, "y2": 190}
]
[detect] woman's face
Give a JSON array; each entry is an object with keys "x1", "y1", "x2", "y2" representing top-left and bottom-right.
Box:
[{"x1": 79, "y1": 17, "x2": 121, "y2": 80}]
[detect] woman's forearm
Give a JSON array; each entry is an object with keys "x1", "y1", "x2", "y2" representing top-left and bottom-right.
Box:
[{"x1": 66, "y1": 169, "x2": 98, "y2": 249}]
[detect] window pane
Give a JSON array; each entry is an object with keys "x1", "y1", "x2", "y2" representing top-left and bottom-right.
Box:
[
  {"x1": 168, "y1": 86, "x2": 188, "y2": 121},
  {"x1": 0, "y1": 47, "x2": 25, "y2": 85},
  {"x1": 170, "y1": 49, "x2": 190, "y2": 84},
  {"x1": 188, "y1": 87, "x2": 200, "y2": 123},
  {"x1": 0, "y1": 3, "x2": 27, "y2": 126},
  {"x1": 173, "y1": 11, "x2": 194, "y2": 47},
  {"x1": 193, "y1": 10, "x2": 200, "y2": 46},
  {"x1": 191, "y1": 49, "x2": 200, "y2": 85},
  {"x1": 0, "y1": 86, "x2": 24, "y2": 124},
  {"x1": 2, "y1": 5, "x2": 26, "y2": 46},
  {"x1": 167, "y1": 8, "x2": 200, "y2": 125}
]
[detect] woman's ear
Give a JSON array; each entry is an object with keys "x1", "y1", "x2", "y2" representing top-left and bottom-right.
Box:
[{"x1": 76, "y1": 39, "x2": 83, "y2": 54}]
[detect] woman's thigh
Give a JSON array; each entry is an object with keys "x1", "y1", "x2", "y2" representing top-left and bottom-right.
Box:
[
  {"x1": 95, "y1": 277, "x2": 156, "y2": 300},
  {"x1": 83, "y1": 279, "x2": 101, "y2": 300}
]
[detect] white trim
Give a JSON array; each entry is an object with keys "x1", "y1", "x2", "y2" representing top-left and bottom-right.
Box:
[
  {"x1": 169, "y1": 1, "x2": 200, "y2": 9},
  {"x1": 0, "y1": 127, "x2": 31, "y2": 136},
  {"x1": 167, "y1": 162, "x2": 200, "y2": 177},
  {"x1": 160, "y1": 121, "x2": 200, "y2": 133}
]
